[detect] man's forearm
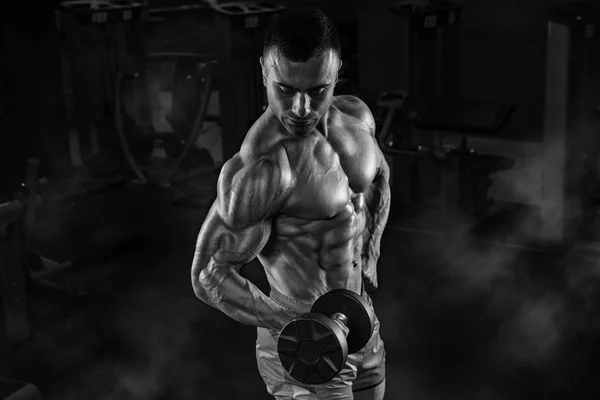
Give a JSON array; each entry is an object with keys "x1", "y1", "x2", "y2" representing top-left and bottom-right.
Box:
[
  {"x1": 362, "y1": 164, "x2": 391, "y2": 291},
  {"x1": 192, "y1": 254, "x2": 293, "y2": 331}
]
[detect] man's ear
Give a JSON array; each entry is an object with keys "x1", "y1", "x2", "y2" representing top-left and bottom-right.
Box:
[
  {"x1": 335, "y1": 59, "x2": 343, "y2": 84},
  {"x1": 259, "y1": 56, "x2": 267, "y2": 86}
]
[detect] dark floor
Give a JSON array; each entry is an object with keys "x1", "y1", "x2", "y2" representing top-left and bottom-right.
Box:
[{"x1": 2, "y1": 169, "x2": 600, "y2": 400}]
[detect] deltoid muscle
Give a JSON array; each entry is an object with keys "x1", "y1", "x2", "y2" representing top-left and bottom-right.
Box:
[{"x1": 217, "y1": 147, "x2": 294, "y2": 229}]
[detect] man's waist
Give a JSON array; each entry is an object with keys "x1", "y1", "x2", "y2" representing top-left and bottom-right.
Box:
[{"x1": 269, "y1": 283, "x2": 367, "y2": 316}]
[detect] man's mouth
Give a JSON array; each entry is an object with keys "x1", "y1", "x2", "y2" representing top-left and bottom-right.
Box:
[{"x1": 288, "y1": 118, "x2": 312, "y2": 126}]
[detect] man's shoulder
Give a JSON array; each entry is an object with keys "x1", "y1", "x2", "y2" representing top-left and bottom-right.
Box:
[
  {"x1": 333, "y1": 95, "x2": 373, "y2": 120},
  {"x1": 220, "y1": 144, "x2": 293, "y2": 193},
  {"x1": 333, "y1": 95, "x2": 376, "y2": 136}
]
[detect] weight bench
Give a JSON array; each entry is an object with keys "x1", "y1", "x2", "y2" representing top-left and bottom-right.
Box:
[
  {"x1": 415, "y1": 97, "x2": 516, "y2": 216},
  {"x1": 381, "y1": 95, "x2": 516, "y2": 217},
  {"x1": 415, "y1": 96, "x2": 515, "y2": 140}
]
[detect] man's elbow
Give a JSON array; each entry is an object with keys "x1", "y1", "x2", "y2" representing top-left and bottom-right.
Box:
[
  {"x1": 191, "y1": 269, "x2": 206, "y2": 302},
  {"x1": 191, "y1": 254, "x2": 211, "y2": 302},
  {"x1": 192, "y1": 280, "x2": 204, "y2": 300}
]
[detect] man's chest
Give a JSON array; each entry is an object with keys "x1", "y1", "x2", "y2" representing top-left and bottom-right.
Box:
[{"x1": 283, "y1": 127, "x2": 378, "y2": 219}]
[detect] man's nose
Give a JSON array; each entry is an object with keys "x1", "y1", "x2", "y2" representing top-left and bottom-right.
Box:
[{"x1": 292, "y1": 93, "x2": 310, "y2": 119}]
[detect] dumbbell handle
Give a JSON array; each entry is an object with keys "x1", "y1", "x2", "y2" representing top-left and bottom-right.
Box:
[{"x1": 330, "y1": 312, "x2": 350, "y2": 337}]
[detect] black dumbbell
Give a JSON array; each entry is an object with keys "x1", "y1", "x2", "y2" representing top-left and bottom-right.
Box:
[{"x1": 276, "y1": 289, "x2": 375, "y2": 385}]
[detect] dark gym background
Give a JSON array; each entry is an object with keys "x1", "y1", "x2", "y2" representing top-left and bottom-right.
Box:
[{"x1": 2, "y1": 0, "x2": 600, "y2": 399}]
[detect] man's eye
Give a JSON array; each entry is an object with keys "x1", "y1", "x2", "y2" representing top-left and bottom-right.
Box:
[
  {"x1": 278, "y1": 86, "x2": 293, "y2": 95},
  {"x1": 310, "y1": 87, "x2": 326, "y2": 97}
]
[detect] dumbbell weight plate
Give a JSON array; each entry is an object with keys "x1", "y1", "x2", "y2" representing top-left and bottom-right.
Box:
[
  {"x1": 311, "y1": 289, "x2": 375, "y2": 354},
  {"x1": 277, "y1": 313, "x2": 348, "y2": 385}
]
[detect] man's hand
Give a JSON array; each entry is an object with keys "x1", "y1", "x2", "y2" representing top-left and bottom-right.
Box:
[{"x1": 362, "y1": 255, "x2": 378, "y2": 293}]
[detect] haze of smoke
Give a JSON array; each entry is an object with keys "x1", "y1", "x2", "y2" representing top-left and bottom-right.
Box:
[{"x1": 382, "y1": 133, "x2": 599, "y2": 397}]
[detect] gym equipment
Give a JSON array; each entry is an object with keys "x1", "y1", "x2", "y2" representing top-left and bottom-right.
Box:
[
  {"x1": 383, "y1": 0, "x2": 466, "y2": 216},
  {"x1": 415, "y1": 98, "x2": 515, "y2": 135},
  {"x1": 0, "y1": 159, "x2": 146, "y2": 345},
  {"x1": 380, "y1": 95, "x2": 516, "y2": 217},
  {"x1": 60, "y1": 1, "x2": 288, "y2": 186},
  {"x1": 541, "y1": 1, "x2": 600, "y2": 244},
  {"x1": 375, "y1": 91, "x2": 433, "y2": 213},
  {"x1": 115, "y1": 53, "x2": 218, "y2": 187},
  {"x1": 389, "y1": 0, "x2": 463, "y2": 108},
  {"x1": 415, "y1": 97, "x2": 516, "y2": 216},
  {"x1": 209, "y1": 1, "x2": 286, "y2": 162},
  {"x1": 277, "y1": 289, "x2": 374, "y2": 385},
  {"x1": 58, "y1": 0, "x2": 221, "y2": 187},
  {"x1": 375, "y1": 91, "x2": 409, "y2": 145},
  {"x1": 382, "y1": 0, "x2": 600, "y2": 249},
  {"x1": 0, "y1": 378, "x2": 43, "y2": 400},
  {"x1": 383, "y1": 0, "x2": 520, "y2": 219},
  {"x1": 56, "y1": 0, "x2": 147, "y2": 171}
]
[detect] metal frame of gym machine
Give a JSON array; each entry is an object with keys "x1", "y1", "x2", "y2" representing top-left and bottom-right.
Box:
[
  {"x1": 541, "y1": 1, "x2": 600, "y2": 246},
  {"x1": 382, "y1": 0, "x2": 463, "y2": 215},
  {"x1": 118, "y1": 1, "x2": 286, "y2": 185}
]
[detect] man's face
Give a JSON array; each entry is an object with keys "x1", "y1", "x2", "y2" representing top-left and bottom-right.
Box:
[{"x1": 260, "y1": 48, "x2": 342, "y2": 135}]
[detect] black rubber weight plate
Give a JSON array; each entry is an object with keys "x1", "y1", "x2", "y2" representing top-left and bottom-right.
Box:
[
  {"x1": 311, "y1": 289, "x2": 374, "y2": 354},
  {"x1": 277, "y1": 313, "x2": 347, "y2": 385}
]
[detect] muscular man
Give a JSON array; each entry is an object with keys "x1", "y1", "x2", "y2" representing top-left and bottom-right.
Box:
[{"x1": 191, "y1": 7, "x2": 391, "y2": 400}]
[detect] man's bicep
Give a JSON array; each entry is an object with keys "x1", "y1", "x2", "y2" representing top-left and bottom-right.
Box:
[{"x1": 193, "y1": 203, "x2": 271, "y2": 272}]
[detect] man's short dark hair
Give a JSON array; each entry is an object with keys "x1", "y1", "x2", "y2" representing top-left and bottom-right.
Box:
[{"x1": 263, "y1": 7, "x2": 341, "y2": 62}]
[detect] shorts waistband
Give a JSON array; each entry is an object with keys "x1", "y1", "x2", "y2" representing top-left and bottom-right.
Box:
[{"x1": 269, "y1": 284, "x2": 367, "y2": 315}]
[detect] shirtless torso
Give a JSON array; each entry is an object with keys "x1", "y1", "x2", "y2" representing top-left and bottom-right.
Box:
[{"x1": 191, "y1": 95, "x2": 390, "y2": 332}]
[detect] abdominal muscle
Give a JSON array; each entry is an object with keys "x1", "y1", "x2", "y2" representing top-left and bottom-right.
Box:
[{"x1": 257, "y1": 201, "x2": 367, "y2": 304}]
